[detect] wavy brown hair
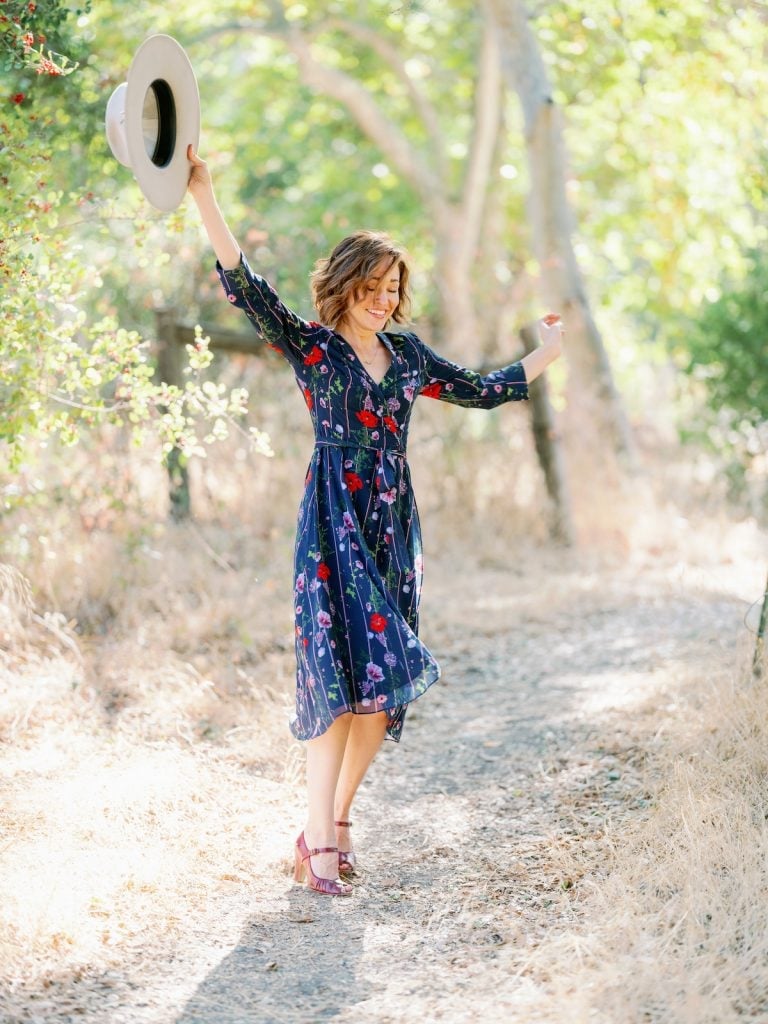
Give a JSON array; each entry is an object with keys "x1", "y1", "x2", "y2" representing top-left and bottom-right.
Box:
[{"x1": 310, "y1": 231, "x2": 411, "y2": 329}]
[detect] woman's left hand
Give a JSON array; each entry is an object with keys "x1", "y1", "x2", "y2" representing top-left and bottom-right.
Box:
[{"x1": 538, "y1": 313, "x2": 564, "y2": 354}]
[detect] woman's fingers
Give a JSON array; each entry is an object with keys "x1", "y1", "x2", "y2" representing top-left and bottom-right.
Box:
[{"x1": 187, "y1": 143, "x2": 205, "y2": 166}]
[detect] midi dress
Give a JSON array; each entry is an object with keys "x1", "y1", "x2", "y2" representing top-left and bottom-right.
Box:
[{"x1": 217, "y1": 254, "x2": 529, "y2": 742}]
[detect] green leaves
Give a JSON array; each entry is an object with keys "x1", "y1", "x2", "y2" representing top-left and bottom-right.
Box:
[{"x1": 687, "y1": 254, "x2": 768, "y2": 429}]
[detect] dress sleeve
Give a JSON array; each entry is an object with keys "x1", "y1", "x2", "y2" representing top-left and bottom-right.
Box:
[
  {"x1": 414, "y1": 334, "x2": 529, "y2": 409},
  {"x1": 216, "y1": 253, "x2": 317, "y2": 366}
]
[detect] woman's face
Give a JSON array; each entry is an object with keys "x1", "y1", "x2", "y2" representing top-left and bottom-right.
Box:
[{"x1": 342, "y1": 257, "x2": 400, "y2": 335}]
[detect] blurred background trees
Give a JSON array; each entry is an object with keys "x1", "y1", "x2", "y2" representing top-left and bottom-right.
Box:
[{"x1": 2, "y1": 0, "x2": 767, "y2": 541}]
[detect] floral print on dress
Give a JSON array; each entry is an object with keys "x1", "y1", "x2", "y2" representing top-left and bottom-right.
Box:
[{"x1": 217, "y1": 253, "x2": 529, "y2": 742}]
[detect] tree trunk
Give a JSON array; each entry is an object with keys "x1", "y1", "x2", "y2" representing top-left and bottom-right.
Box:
[
  {"x1": 520, "y1": 323, "x2": 575, "y2": 545},
  {"x1": 488, "y1": 0, "x2": 636, "y2": 467}
]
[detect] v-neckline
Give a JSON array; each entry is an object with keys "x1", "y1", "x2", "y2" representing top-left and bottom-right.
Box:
[{"x1": 335, "y1": 331, "x2": 396, "y2": 389}]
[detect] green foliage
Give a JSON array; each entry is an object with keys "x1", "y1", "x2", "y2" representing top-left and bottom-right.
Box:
[
  {"x1": 0, "y1": 0, "x2": 269, "y2": 493},
  {"x1": 686, "y1": 254, "x2": 768, "y2": 429}
]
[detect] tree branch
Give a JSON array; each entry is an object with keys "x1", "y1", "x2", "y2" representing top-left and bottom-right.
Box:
[
  {"x1": 460, "y1": 8, "x2": 503, "y2": 264},
  {"x1": 285, "y1": 26, "x2": 447, "y2": 216},
  {"x1": 317, "y1": 18, "x2": 448, "y2": 182}
]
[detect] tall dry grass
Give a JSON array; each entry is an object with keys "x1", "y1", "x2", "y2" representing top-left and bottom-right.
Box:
[{"x1": 511, "y1": 636, "x2": 768, "y2": 1023}]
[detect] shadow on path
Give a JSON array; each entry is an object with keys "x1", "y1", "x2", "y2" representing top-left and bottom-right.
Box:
[{"x1": 176, "y1": 886, "x2": 367, "y2": 1024}]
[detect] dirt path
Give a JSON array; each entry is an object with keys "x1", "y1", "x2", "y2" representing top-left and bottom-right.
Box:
[{"x1": 71, "y1": 554, "x2": 743, "y2": 1024}]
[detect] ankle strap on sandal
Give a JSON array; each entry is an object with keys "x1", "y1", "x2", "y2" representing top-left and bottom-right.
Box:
[
  {"x1": 334, "y1": 820, "x2": 352, "y2": 827},
  {"x1": 304, "y1": 845, "x2": 338, "y2": 859}
]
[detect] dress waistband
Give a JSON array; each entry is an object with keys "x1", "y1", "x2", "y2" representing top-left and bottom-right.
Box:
[{"x1": 314, "y1": 439, "x2": 406, "y2": 458}]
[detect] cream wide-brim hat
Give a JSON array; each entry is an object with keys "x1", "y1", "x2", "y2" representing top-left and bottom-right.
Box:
[{"x1": 105, "y1": 34, "x2": 200, "y2": 212}]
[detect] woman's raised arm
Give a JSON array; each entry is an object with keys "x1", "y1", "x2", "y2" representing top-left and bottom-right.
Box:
[{"x1": 186, "y1": 145, "x2": 241, "y2": 271}]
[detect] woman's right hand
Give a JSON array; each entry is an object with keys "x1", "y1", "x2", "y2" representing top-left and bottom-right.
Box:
[{"x1": 187, "y1": 144, "x2": 213, "y2": 201}]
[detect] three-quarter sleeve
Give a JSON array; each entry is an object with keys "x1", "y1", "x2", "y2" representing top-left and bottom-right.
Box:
[
  {"x1": 413, "y1": 334, "x2": 529, "y2": 409},
  {"x1": 216, "y1": 253, "x2": 316, "y2": 367}
]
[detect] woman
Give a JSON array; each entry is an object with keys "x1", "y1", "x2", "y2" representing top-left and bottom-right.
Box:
[{"x1": 187, "y1": 145, "x2": 563, "y2": 896}]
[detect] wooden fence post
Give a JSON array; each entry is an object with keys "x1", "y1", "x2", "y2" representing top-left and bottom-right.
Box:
[
  {"x1": 154, "y1": 308, "x2": 190, "y2": 521},
  {"x1": 520, "y1": 324, "x2": 575, "y2": 545},
  {"x1": 753, "y1": 570, "x2": 768, "y2": 679}
]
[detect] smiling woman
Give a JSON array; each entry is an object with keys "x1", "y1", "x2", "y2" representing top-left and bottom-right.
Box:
[{"x1": 185, "y1": 144, "x2": 563, "y2": 898}]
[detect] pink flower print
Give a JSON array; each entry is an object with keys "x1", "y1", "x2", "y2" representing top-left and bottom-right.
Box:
[
  {"x1": 384, "y1": 651, "x2": 397, "y2": 667},
  {"x1": 342, "y1": 512, "x2": 355, "y2": 531},
  {"x1": 387, "y1": 397, "x2": 401, "y2": 412},
  {"x1": 295, "y1": 573, "x2": 306, "y2": 593},
  {"x1": 307, "y1": 674, "x2": 316, "y2": 688},
  {"x1": 371, "y1": 431, "x2": 379, "y2": 440},
  {"x1": 366, "y1": 662, "x2": 384, "y2": 683},
  {"x1": 380, "y1": 488, "x2": 397, "y2": 505},
  {"x1": 316, "y1": 610, "x2": 332, "y2": 629},
  {"x1": 494, "y1": 384, "x2": 502, "y2": 393},
  {"x1": 361, "y1": 698, "x2": 372, "y2": 707},
  {"x1": 376, "y1": 694, "x2": 387, "y2": 705},
  {"x1": 228, "y1": 293, "x2": 237, "y2": 303},
  {"x1": 403, "y1": 384, "x2": 416, "y2": 401}
]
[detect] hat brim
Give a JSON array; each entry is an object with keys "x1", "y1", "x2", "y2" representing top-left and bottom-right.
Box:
[{"x1": 123, "y1": 34, "x2": 200, "y2": 213}]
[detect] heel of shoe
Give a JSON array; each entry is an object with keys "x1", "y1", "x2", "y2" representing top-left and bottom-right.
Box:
[{"x1": 293, "y1": 846, "x2": 305, "y2": 883}]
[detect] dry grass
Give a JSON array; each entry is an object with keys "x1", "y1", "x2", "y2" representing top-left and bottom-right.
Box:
[
  {"x1": 1, "y1": 386, "x2": 766, "y2": 1021},
  {"x1": 508, "y1": 640, "x2": 768, "y2": 1024}
]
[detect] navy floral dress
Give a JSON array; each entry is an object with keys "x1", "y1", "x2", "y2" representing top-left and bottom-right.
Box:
[{"x1": 217, "y1": 254, "x2": 529, "y2": 742}]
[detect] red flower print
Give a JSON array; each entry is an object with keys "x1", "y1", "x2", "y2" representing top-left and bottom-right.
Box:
[
  {"x1": 344, "y1": 471, "x2": 363, "y2": 493},
  {"x1": 383, "y1": 416, "x2": 398, "y2": 434},
  {"x1": 302, "y1": 387, "x2": 313, "y2": 411},
  {"x1": 304, "y1": 345, "x2": 323, "y2": 365},
  {"x1": 355, "y1": 409, "x2": 378, "y2": 428},
  {"x1": 303, "y1": 637, "x2": 309, "y2": 647},
  {"x1": 317, "y1": 562, "x2": 331, "y2": 581},
  {"x1": 308, "y1": 320, "x2": 322, "y2": 328},
  {"x1": 369, "y1": 613, "x2": 387, "y2": 633},
  {"x1": 421, "y1": 382, "x2": 442, "y2": 399}
]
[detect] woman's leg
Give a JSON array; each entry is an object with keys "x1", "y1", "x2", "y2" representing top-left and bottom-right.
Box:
[
  {"x1": 334, "y1": 711, "x2": 389, "y2": 853},
  {"x1": 303, "y1": 712, "x2": 353, "y2": 880}
]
